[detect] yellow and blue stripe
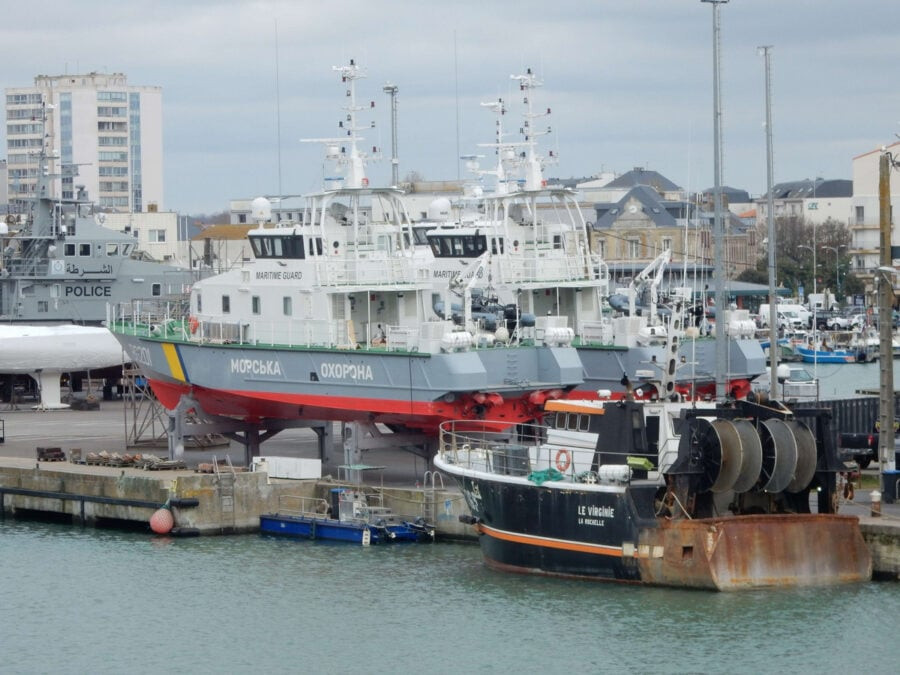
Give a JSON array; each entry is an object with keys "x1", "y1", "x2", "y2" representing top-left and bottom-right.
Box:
[{"x1": 161, "y1": 343, "x2": 189, "y2": 382}]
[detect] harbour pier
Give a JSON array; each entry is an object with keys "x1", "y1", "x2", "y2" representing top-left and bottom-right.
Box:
[{"x1": 0, "y1": 401, "x2": 471, "y2": 538}]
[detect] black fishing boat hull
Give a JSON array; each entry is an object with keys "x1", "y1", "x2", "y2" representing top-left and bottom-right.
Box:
[{"x1": 453, "y1": 474, "x2": 871, "y2": 590}]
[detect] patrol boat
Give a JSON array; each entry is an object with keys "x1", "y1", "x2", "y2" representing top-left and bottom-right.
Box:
[
  {"x1": 434, "y1": 320, "x2": 871, "y2": 590},
  {"x1": 0, "y1": 104, "x2": 195, "y2": 324},
  {"x1": 414, "y1": 69, "x2": 764, "y2": 401},
  {"x1": 107, "y1": 61, "x2": 582, "y2": 435}
]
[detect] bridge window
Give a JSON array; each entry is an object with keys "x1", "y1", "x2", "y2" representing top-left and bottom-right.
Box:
[
  {"x1": 79, "y1": 243, "x2": 91, "y2": 256},
  {"x1": 252, "y1": 296, "x2": 261, "y2": 315},
  {"x1": 250, "y1": 234, "x2": 306, "y2": 259},
  {"x1": 428, "y1": 233, "x2": 488, "y2": 258},
  {"x1": 151, "y1": 283, "x2": 161, "y2": 297}
]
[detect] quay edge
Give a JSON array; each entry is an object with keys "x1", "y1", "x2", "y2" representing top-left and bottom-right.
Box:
[{"x1": 0, "y1": 460, "x2": 472, "y2": 538}]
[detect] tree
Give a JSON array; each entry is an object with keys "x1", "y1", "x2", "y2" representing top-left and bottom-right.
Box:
[{"x1": 751, "y1": 215, "x2": 853, "y2": 298}]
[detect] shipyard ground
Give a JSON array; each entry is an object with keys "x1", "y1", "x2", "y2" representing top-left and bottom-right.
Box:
[
  {"x1": 0, "y1": 399, "x2": 473, "y2": 539},
  {"x1": 0, "y1": 400, "x2": 899, "y2": 578}
]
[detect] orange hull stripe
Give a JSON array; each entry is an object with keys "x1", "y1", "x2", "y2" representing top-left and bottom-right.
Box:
[{"x1": 478, "y1": 523, "x2": 625, "y2": 557}]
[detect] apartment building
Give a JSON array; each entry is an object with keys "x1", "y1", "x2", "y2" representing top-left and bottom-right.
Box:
[{"x1": 5, "y1": 72, "x2": 162, "y2": 213}]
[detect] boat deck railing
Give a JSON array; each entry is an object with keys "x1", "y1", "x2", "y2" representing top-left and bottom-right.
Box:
[
  {"x1": 311, "y1": 255, "x2": 430, "y2": 287},
  {"x1": 276, "y1": 495, "x2": 333, "y2": 519},
  {"x1": 274, "y1": 492, "x2": 425, "y2": 525},
  {"x1": 493, "y1": 252, "x2": 609, "y2": 287},
  {"x1": 438, "y1": 420, "x2": 645, "y2": 483},
  {"x1": 108, "y1": 299, "x2": 428, "y2": 352},
  {"x1": 109, "y1": 300, "x2": 557, "y2": 353}
]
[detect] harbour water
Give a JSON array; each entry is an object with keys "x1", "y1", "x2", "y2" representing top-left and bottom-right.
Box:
[
  {"x1": 808, "y1": 359, "x2": 891, "y2": 399},
  {"x1": 2, "y1": 518, "x2": 899, "y2": 674},
  {"x1": 3, "y1": 359, "x2": 900, "y2": 673}
]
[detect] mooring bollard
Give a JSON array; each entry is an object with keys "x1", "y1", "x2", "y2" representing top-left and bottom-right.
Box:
[{"x1": 870, "y1": 489, "x2": 882, "y2": 517}]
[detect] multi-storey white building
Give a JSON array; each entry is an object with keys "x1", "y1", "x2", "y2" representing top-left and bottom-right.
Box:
[
  {"x1": 754, "y1": 178, "x2": 852, "y2": 227},
  {"x1": 5, "y1": 72, "x2": 163, "y2": 213}
]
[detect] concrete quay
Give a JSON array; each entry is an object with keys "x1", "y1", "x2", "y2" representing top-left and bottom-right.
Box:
[{"x1": 0, "y1": 401, "x2": 471, "y2": 537}]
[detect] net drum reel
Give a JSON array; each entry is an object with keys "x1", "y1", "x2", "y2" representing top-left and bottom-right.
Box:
[{"x1": 683, "y1": 414, "x2": 817, "y2": 496}]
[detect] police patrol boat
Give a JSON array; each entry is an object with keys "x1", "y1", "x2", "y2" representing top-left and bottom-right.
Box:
[
  {"x1": 1, "y1": 104, "x2": 195, "y2": 324},
  {"x1": 107, "y1": 61, "x2": 582, "y2": 435}
]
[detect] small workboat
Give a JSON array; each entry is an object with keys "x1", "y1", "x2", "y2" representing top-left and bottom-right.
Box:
[{"x1": 260, "y1": 471, "x2": 434, "y2": 545}]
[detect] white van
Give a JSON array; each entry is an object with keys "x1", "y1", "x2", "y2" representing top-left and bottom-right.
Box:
[{"x1": 758, "y1": 304, "x2": 805, "y2": 330}]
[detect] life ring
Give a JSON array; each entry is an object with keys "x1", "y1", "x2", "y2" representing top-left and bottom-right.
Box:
[
  {"x1": 555, "y1": 448, "x2": 571, "y2": 473},
  {"x1": 189, "y1": 316, "x2": 199, "y2": 334}
]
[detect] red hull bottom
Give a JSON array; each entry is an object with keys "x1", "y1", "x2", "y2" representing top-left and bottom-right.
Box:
[{"x1": 146, "y1": 378, "x2": 556, "y2": 434}]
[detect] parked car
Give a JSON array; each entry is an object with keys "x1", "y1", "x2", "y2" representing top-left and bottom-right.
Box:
[{"x1": 826, "y1": 313, "x2": 850, "y2": 329}]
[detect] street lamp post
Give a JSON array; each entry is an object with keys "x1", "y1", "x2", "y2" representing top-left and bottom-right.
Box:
[
  {"x1": 383, "y1": 83, "x2": 399, "y2": 187},
  {"x1": 822, "y1": 245, "x2": 846, "y2": 302},
  {"x1": 798, "y1": 243, "x2": 817, "y2": 313},
  {"x1": 799, "y1": 243, "x2": 819, "y2": 371}
]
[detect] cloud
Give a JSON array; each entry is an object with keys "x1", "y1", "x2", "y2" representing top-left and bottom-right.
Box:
[{"x1": 2, "y1": 0, "x2": 899, "y2": 214}]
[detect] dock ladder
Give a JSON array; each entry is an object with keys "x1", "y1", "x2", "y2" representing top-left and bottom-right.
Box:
[
  {"x1": 422, "y1": 470, "x2": 445, "y2": 524},
  {"x1": 213, "y1": 455, "x2": 237, "y2": 532}
]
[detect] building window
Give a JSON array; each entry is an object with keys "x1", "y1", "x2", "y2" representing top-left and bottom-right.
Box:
[
  {"x1": 238, "y1": 213, "x2": 247, "y2": 224},
  {"x1": 148, "y1": 229, "x2": 166, "y2": 243},
  {"x1": 856, "y1": 206, "x2": 864, "y2": 225},
  {"x1": 283, "y1": 296, "x2": 292, "y2": 316},
  {"x1": 222, "y1": 295, "x2": 230, "y2": 314},
  {"x1": 662, "y1": 237, "x2": 673, "y2": 252},
  {"x1": 252, "y1": 296, "x2": 261, "y2": 315},
  {"x1": 627, "y1": 238, "x2": 641, "y2": 259}
]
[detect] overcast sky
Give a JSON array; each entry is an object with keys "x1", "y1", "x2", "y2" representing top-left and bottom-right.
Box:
[{"x1": 3, "y1": 0, "x2": 899, "y2": 215}]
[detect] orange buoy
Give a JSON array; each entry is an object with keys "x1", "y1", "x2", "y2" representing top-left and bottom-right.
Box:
[{"x1": 150, "y1": 507, "x2": 174, "y2": 534}]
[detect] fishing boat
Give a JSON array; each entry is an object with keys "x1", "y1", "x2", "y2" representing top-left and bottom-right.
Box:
[
  {"x1": 415, "y1": 70, "x2": 765, "y2": 401},
  {"x1": 260, "y1": 480, "x2": 433, "y2": 545},
  {"x1": 107, "y1": 62, "x2": 582, "y2": 435},
  {"x1": 794, "y1": 345, "x2": 855, "y2": 364},
  {"x1": 433, "y1": 315, "x2": 871, "y2": 590},
  {"x1": 0, "y1": 103, "x2": 196, "y2": 325}
]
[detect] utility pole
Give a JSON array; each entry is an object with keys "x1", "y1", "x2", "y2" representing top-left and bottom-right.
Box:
[
  {"x1": 759, "y1": 44, "x2": 778, "y2": 397},
  {"x1": 702, "y1": 0, "x2": 729, "y2": 400},
  {"x1": 383, "y1": 83, "x2": 399, "y2": 186},
  {"x1": 878, "y1": 151, "x2": 896, "y2": 478}
]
